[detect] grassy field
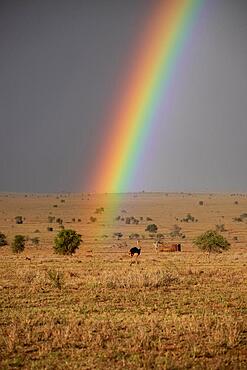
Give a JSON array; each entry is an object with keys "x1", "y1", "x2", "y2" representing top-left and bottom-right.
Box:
[{"x1": 0, "y1": 192, "x2": 246, "y2": 369}]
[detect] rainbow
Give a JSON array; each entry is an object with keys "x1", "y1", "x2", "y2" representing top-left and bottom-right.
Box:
[{"x1": 92, "y1": 0, "x2": 204, "y2": 195}]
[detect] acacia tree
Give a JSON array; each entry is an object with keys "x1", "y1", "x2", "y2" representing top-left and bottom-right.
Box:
[
  {"x1": 54, "y1": 229, "x2": 82, "y2": 255},
  {"x1": 193, "y1": 230, "x2": 230, "y2": 254}
]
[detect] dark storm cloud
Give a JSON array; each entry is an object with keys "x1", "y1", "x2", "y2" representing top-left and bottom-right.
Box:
[
  {"x1": 0, "y1": 0, "x2": 150, "y2": 192},
  {"x1": 0, "y1": 0, "x2": 247, "y2": 192}
]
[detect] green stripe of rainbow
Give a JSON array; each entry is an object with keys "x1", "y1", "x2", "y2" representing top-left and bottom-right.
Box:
[
  {"x1": 93, "y1": 0, "x2": 204, "y2": 195},
  {"x1": 90, "y1": 1, "x2": 204, "y2": 237}
]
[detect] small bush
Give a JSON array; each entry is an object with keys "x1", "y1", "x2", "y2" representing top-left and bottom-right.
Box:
[
  {"x1": 129, "y1": 233, "x2": 140, "y2": 240},
  {"x1": 11, "y1": 235, "x2": 25, "y2": 253},
  {"x1": 181, "y1": 213, "x2": 197, "y2": 223},
  {"x1": 215, "y1": 224, "x2": 226, "y2": 232},
  {"x1": 30, "y1": 237, "x2": 40, "y2": 246},
  {"x1": 233, "y1": 217, "x2": 243, "y2": 222},
  {"x1": 54, "y1": 229, "x2": 82, "y2": 255},
  {"x1": 0, "y1": 232, "x2": 7, "y2": 247},
  {"x1": 156, "y1": 233, "x2": 164, "y2": 240},
  {"x1": 113, "y1": 232, "x2": 123, "y2": 240},
  {"x1": 15, "y1": 216, "x2": 23, "y2": 224},
  {"x1": 90, "y1": 216, "x2": 97, "y2": 223},
  {"x1": 95, "y1": 207, "x2": 104, "y2": 214},
  {"x1": 145, "y1": 224, "x2": 158, "y2": 233},
  {"x1": 47, "y1": 227, "x2": 53, "y2": 232},
  {"x1": 199, "y1": 201, "x2": 204, "y2": 206},
  {"x1": 193, "y1": 230, "x2": 230, "y2": 254}
]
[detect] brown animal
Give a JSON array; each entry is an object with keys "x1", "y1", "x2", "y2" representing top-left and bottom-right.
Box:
[{"x1": 154, "y1": 242, "x2": 181, "y2": 252}]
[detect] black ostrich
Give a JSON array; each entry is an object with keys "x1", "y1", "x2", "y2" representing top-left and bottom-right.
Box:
[
  {"x1": 129, "y1": 240, "x2": 141, "y2": 257},
  {"x1": 129, "y1": 247, "x2": 141, "y2": 257}
]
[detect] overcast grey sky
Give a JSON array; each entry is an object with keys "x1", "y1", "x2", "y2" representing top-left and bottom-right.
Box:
[{"x1": 0, "y1": 0, "x2": 247, "y2": 193}]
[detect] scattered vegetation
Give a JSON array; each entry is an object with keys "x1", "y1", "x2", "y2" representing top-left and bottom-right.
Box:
[
  {"x1": 90, "y1": 216, "x2": 97, "y2": 223},
  {"x1": 53, "y1": 229, "x2": 82, "y2": 255}
]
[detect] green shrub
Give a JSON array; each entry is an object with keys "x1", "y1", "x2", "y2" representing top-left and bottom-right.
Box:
[
  {"x1": 11, "y1": 235, "x2": 25, "y2": 253},
  {"x1": 0, "y1": 232, "x2": 7, "y2": 247},
  {"x1": 31, "y1": 237, "x2": 40, "y2": 246},
  {"x1": 193, "y1": 230, "x2": 230, "y2": 254},
  {"x1": 54, "y1": 229, "x2": 82, "y2": 255}
]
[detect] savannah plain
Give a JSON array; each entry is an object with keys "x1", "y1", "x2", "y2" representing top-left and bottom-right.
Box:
[{"x1": 0, "y1": 192, "x2": 246, "y2": 369}]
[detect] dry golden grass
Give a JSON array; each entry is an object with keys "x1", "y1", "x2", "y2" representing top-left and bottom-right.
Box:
[{"x1": 0, "y1": 192, "x2": 247, "y2": 369}]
